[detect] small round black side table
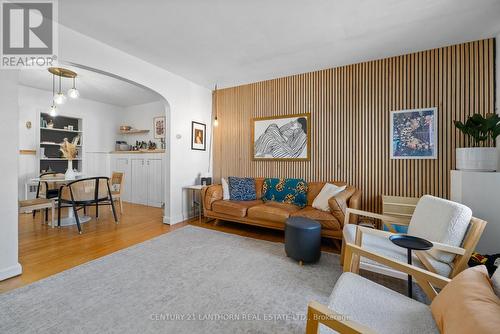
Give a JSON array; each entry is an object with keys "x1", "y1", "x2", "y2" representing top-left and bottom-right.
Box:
[{"x1": 389, "y1": 235, "x2": 433, "y2": 298}]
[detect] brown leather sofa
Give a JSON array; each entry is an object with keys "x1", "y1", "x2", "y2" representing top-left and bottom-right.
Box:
[{"x1": 201, "y1": 178, "x2": 361, "y2": 241}]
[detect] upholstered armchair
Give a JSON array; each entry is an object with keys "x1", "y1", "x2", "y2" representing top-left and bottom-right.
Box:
[
  {"x1": 306, "y1": 243, "x2": 500, "y2": 334},
  {"x1": 341, "y1": 195, "x2": 487, "y2": 279}
]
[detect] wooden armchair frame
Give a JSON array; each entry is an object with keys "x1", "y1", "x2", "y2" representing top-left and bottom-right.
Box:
[
  {"x1": 306, "y1": 243, "x2": 451, "y2": 334},
  {"x1": 341, "y1": 208, "x2": 487, "y2": 278}
]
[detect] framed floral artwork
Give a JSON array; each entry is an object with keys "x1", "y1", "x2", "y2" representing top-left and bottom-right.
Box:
[
  {"x1": 390, "y1": 108, "x2": 437, "y2": 159},
  {"x1": 154, "y1": 116, "x2": 166, "y2": 139}
]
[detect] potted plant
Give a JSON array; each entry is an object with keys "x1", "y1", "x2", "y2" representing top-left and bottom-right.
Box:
[{"x1": 454, "y1": 113, "x2": 500, "y2": 171}]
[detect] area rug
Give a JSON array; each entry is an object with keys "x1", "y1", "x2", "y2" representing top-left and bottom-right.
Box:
[{"x1": 0, "y1": 226, "x2": 342, "y2": 333}]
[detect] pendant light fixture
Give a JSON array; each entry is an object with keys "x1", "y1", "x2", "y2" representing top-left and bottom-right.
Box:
[
  {"x1": 67, "y1": 77, "x2": 80, "y2": 99},
  {"x1": 54, "y1": 74, "x2": 67, "y2": 105},
  {"x1": 48, "y1": 73, "x2": 57, "y2": 116},
  {"x1": 47, "y1": 67, "x2": 78, "y2": 114},
  {"x1": 213, "y1": 84, "x2": 219, "y2": 127}
]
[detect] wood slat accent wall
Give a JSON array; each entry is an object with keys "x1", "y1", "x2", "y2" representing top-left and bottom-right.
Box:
[{"x1": 213, "y1": 39, "x2": 496, "y2": 212}]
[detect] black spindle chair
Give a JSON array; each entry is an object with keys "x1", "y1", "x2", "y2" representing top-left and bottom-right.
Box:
[{"x1": 57, "y1": 177, "x2": 118, "y2": 234}]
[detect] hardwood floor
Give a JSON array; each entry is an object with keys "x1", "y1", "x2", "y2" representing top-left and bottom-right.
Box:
[{"x1": 0, "y1": 203, "x2": 338, "y2": 293}]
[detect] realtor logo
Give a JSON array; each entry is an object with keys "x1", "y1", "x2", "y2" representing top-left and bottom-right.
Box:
[{"x1": 1, "y1": 0, "x2": 57, "y2": 68}]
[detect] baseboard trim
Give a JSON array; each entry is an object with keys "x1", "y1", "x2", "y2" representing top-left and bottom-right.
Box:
[
  {"x1": 164, "y1": 213, "x2": 200, "y2": 225},
  {"x1": 0, "y1": 263, "x2": 22, "y2": 281}
]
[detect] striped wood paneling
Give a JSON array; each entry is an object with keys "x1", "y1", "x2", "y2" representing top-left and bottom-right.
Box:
[{"x1": 213, "y1": 39, "x2": 496, "y2": 212}]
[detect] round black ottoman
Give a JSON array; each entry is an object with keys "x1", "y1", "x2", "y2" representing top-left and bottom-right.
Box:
[{"x1": 285, "y1": 217, "x2": 321, "y2": 264}]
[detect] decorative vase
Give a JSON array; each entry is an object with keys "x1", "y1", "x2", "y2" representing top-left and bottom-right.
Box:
[
  {"x1": 456, "y1": 147, "x2": 498, "y2": 172},
  {"x1": 65, "y1": 160, "x2": 76, "y2": 180}
]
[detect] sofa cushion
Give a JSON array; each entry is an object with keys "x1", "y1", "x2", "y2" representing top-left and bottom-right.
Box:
[
  {"x1": 343, "y1": 224, "x2": 452, "y2": 277},
  {"x1": 430, "y1": 265, "x2": 500, "y2": 334},
  {"x1": 221, "y1": 178, "x2": 230, "y2": 200},
  {"x1": 262, "y1": 178, "x2": 308, "y2": 208},
  {"x1": 255, "y1": 178, "x2": 264, "y2": 199},
  {"x1": 408, "y1": 195, "x2": 472, "y2": 264},
  {"x1": 312, "y1": 183, "x2": 347, "y2": 211},
  {"x1": 211, "y1": 200, "x2": 262, "y2": 218},
  {"x1": 320, "y1": 272, "x2": 438, "y2": 334},
  {"x1": 247, "y1": 201, "x2": 300, "y2": 223},
  {"x1": 307, "y1": 181, "x2": 347, "y2": 205},
  {"x1": 228, "y1": 177, "x2": 257, "y2": 201},
  {"x1": 290, "y1": 206, "x2": 341, "y2": 231}
]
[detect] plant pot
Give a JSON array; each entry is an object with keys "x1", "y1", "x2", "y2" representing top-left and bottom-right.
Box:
[
  {"x1": 65, "y1": 160, "x2": 76, "y2": 180},
  {"x1": 456, "y1": 147, "x2": 498, "y2": 172}
]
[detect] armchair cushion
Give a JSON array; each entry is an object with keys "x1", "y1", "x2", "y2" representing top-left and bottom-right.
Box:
[
  {"x1": 492, "y1": 267, "x2": 500, "y2": 297},
  {"x1": 343, "y1": 224, "x2": 452, "y2": 277},
  {"x1": 408, "y1": 195, "x2": 472, "y2": 263},
  {"x1": 320, "y1": 272, "x2": 438, "y2": 334},
  {"x1": 430, "y1": 265, "x2": 500, "y2": 334}
]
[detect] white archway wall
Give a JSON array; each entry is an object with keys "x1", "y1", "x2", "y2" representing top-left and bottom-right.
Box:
[
  {"x1": 58, "y1": 24, "x2": 212, "y2": 224},
  {"x1": 0, "y1": 71, "x2": 22, "y2": 280}
]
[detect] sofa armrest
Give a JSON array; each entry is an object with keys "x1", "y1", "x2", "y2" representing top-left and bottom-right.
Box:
[
  {"x1": 201, "y1": 184, "x2": 223, "y2": 211},
  {"x1": 346, "y1": 189, "x2": 362, "y2": 225},
  {"x1": 306, "y1": 301, "x2": 375, "y2": 334}
]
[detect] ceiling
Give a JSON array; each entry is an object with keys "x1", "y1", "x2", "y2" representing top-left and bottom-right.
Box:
[
  {"x1": 59, "y1": 0, "x2": 500, "y2": 89},
  {"x1": 19, "y1": 65, "x2": 162, "y2": 107}
]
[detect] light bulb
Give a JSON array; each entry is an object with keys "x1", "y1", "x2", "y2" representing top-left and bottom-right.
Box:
[
  {"x1": 214, "y1": 118, "x2": 219, "y2": 127},
  {"x1": 68, "y1": 88, "x2": 80, "y2": 99},
  {"x1": 54, "y1": 92, "x2": 66, "y2": 105},
  {"x1": 49, "y1": 105, "x2": 57, "y2": 117}
]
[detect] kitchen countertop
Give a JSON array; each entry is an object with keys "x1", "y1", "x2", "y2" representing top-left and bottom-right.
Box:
[{"x1": 110, "y1": 150, "x2": 165, "y2": 154}]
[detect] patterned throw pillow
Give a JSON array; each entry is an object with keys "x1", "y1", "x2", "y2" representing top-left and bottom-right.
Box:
[
  {"x1": 228, "y1": 177, "x2": 257, "y2": 201},
  {"x1": 262, "y1": 178, "x2": 308, "y2": 208}
]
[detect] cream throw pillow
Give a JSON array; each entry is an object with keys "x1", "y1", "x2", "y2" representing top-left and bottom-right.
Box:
[
  {"x1": 312, "y1": 183, "x2": 346, "y2": 212},
  {"x1": 221, "y1": 178, "x2": 230, "y2": 200}
]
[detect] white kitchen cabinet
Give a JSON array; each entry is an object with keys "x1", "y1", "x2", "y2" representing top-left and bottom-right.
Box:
[
  {"x1": 112, "y1": 157, "x2": 131, "y2": 202},
  {"x1": 110, "y1": 153, "x2": 164, "y2": 208},
  {"x1": 131, "y1": 159, "x2": 149, "y2": 205},
  {"x1": 147, "y1": 159, "x2": 163, "y2": 207}
]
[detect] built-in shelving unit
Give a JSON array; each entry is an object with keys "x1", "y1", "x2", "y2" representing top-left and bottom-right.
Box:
[{"x1": 39, "y1": 113, "x2": 83, "y2": 174}]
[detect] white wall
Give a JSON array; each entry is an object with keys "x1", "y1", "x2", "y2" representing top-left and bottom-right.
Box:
[
  {"x1": 118, "y1": 100, "x2": 165, "y2": 146},
  {"x1": 0, "y1": 71, "x2": 22, "y2": 281},
  {"x1": 18, "y1": 85, "x2": 125, "y2": 199},
  {"x1": 58, "y1": 24, "x2": 213, "y2": 224}
]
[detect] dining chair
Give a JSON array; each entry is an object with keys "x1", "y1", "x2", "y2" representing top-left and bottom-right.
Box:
[
  {"x1": 110, "y1": 172, "x2": 124, "y2": 214},
  {"x1": 33, "y1": 172, "x2": 64, "y2": 221},
  {"x1": 58, "y1": 177, "x2": 118, "y2": 234}
]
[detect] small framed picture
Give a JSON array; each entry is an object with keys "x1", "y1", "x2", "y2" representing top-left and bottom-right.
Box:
[
  {"x1": 191, "y1": 121, "x2": 206, "y2": 151},
  {"x1": 154, "y1": 116, "x2": 166, "y2": 139},
  {"x1": 390, "y1": 107, "x2": 437, "y2": 159}
]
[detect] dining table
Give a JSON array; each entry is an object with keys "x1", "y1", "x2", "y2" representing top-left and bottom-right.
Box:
[{"x1": 30, "y1": 174, "x2": 92, "y2": 227}]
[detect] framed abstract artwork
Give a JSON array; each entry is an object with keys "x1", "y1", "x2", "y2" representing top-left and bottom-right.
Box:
[
  {"x1": 153, "y1": 116, "x2": 166, "y2": 139},
  {"x1": 390, "y1": 108, "x2": 437, "y2": 159},
  {"x1": 251, "y1": 113, "x2": 310, "y2": 161},
  {"x1": 191, "y1": 121, "x2": 206, "y2": 151}
]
